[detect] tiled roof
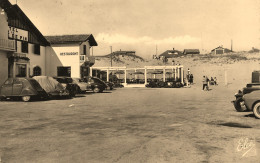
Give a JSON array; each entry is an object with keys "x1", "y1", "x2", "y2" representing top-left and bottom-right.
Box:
[
  {"x1": 183, "y1": 49, "x2": 200, "y2": 54},
  {"x1": 211, "y1": 46, "x2": 232, "y2": 53},
  {"x1": 45, "y1": 34, "x2": 98, "y2": 46},
  {"x1": 159, "y1": 50, "x2": 183, "y2": 58}
]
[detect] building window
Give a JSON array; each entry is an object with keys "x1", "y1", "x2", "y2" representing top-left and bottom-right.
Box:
[
  {"x1": 21, "y1": 41, "x2": 28, "y2": 53},
  {"x1": 83, "y1": 45, "x2": 87, "y2": 55},
  {"x1": 57, "y1": 67, "x2": 71, "y2": 77},
  {"x1": 34, "y1": 44, "x2": 40, "y2": 55},
  {"x1": 33, "y1": 66, "x2": 41, "y2": 76},
  {"x1": 80, "y1": 55, "x2": 85, "y2": 63}
]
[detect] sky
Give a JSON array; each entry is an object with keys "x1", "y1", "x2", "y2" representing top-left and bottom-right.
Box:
[{"x1": 9, "y1": 0, "x2": 260, "y2": 58}]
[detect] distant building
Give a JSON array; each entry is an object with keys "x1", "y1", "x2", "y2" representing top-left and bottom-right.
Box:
[
  {"x1": 183, "y1": 49, "x2": 200, "y2": 55},
  {"x1": 159, "y1": 48, "x2": 182, "y2": 58},
  {"x1": 112, "y1": 50, "x2": 135, "y2": 57},
  {"x1": 211, "y1": 46, "x2": 232, "y2": 54},
  {"x1": 249, "y1": 47, "x2": 260, "y2": 53}
]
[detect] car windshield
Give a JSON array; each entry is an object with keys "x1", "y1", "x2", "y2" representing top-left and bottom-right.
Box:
[
  {"x1": 55, "y1": 77, "x2": 73, "y2": 83},
  {"x1": 66, "y1": 78, "x2": 73, "y2": 83},
  {"x1": 78, "y1": 79, "x2": 85, "y2": 82},
  {"x1": 92, "y1": 78, "x2": 105, "y2": 84}
]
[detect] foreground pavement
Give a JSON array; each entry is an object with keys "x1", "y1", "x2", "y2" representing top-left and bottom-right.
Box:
[{"x1": 0, "y1": 85, "x2": 259, "y2": 163}]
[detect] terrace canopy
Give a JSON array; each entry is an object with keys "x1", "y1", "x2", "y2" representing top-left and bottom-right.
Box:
[{"x1": 90, "y1": 65, "x2": 184, "y2": 87}]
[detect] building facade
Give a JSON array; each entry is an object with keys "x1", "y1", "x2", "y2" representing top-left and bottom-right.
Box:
[
  {"x1": 45, "y1": 35, "x2": 97, "y2": 78},
  {"x1": 0, "y1": 0, "x2": 98, "y2": 84},
  {"x1": 0, "y1": 4, "x2": 15, "y2": 85},
  {"x1": 0, "y1": 0, "x2": 50, "y2": 84}
]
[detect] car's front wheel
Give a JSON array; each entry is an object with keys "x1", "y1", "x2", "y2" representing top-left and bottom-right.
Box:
[
  {"x1": 22, "y1": 96, "x2": 31, "y2": 102},
  {"x1": 93, "y1": 87, "x2": 100, "y2": 93},
  {"x1": 253, "y1": 102, "x2": 260, "y2": 119},
  {"x1": 234, "y1": 97, "x2": 246, "y2": 112}
]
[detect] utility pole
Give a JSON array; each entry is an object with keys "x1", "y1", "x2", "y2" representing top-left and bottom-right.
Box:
[
  {"x1": 231, "y1": 39, "x2": 233, "y2": 52},
  {"x1": 156, "y1": 44, "x2": 158, "y2": 56},
  {"x1": 110, "y1": 46, "x2": 113, "y2": 67}
]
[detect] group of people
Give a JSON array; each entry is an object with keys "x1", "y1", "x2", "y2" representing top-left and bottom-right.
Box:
[
  {"x1": 202, "y1": 76, "x2": 217, "y2": 91},
  {"x1": 184, "y1": 68, "x2": 193, "y2": 87}
]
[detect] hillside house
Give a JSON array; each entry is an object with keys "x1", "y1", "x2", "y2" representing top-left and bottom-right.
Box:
[
  {"x1": 183, "y1": 49, "x2": 200, "y2": 55},
  {"x1": 159, "y1": 48, "x2": 183, "y2": 59},
  {"x1": 112, "y1": 50, "x2": 136, "y2": 57},
  {"x1": 211, "y1": 46, "x2": 232, "y2": 54}
]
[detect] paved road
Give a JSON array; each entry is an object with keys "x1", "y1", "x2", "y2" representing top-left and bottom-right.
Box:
[{"x1": 0, "y1": 86, "x2": 259, "y2": 163}]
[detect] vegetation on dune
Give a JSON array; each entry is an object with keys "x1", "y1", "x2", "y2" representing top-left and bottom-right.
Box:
[
  {"x1": 98, "y1": 53, "x2": 145, "y2": 61},
  {"x1": 192, "y1": 53, "x2": 251, "y2": 63}
]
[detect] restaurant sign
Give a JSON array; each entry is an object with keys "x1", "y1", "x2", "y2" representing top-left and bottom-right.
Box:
[
  {"x1": 60, "y1": 52, "x2": 78, "y2": 56},
  {"x1": 8, "y1": 26, "x2": 28, "y2": 41}
]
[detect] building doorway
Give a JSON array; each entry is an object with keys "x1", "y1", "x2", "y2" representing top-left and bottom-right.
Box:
[
  {"x1": 8, "y1": 55, "x2": 30, "y2": 78},
  {"x1": 80, "y1": 66, "x2": 89, "y2": 78},
  {"x1": 15, "y1": 64, "x2": 27, "y2": 77}
]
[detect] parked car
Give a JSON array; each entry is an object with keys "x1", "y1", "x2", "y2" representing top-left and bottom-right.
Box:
[
  {"x1": 53, "y1": 77, "x2": 78, "y2": 97},
  {"x1": 242, "y1": 90, "x2": 260, "y2": 119},
  {"x1": 0, "y1": 78, "x2": 48, "y2": 102},
  {"x1": 72, "y1": 78, "x2": 88, "y2": 93},
  {"x1": 233, "y1": 83, "x2": 260, "y2": 112},
  {"x1": 146, "y1": 80, "x2": 183, "y2": 88},
  {"x1": 33, "y1": 76, "x2": 70, "y2": 98},
  {"x1": 83, "y1": 77, "x2": 107, "y2": 93},
  {"x1": 105, "y1": 81, "x2": 114, "y2": 90}
]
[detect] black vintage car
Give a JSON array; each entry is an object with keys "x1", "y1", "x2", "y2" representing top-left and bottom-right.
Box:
[
  {"x1": 83, "y1": 77, "x2": 108, "y2": 93},
  {"x1": 105, "y1": 81, "x2": 114, "y2": 90},
  {"x1": 146, "y1": 79, "x2": 183, "y2": 88},
  {"x1": 53, "y1": 77, "x2": 78, "y2": 97}
]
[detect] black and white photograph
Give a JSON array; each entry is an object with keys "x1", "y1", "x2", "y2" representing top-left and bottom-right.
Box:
[{"x1": 0, "y1": 0, "x2": 259, "y2": 162}]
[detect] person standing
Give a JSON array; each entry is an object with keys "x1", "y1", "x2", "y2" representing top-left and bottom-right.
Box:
[
  {"x1": 206, "y1": 76, "x2": 210, "y2": 90},
  {"x1": 190, "y1": 74, "x2": 194, "y2": 84},
  {"x1": 202, "y1": 76, "x2": 207, "y2": 90},
  {"x1": 214, "y1": 77, "x2": 218, "y2": 85}
]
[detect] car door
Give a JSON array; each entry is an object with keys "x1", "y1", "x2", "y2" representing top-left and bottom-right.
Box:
[
  {"x1": 12, "y1": 79, "x2": 23, "y2": 95},
  {"x1": 0, "y1": 79, "x2": 14, "y2": 96}
]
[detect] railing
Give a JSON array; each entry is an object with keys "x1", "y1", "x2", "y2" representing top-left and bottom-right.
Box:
[
  {"x1": 0, "y1": 39, "x2": 15, "y2": 51},
  {"x1": 85, "y1": 56, "x2": 95, "y2": 64}
]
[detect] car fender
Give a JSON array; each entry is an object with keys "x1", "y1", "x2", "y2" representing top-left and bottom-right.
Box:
[{"x1": 21, "y1": 88, "x2": 37, "y2": 96}]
